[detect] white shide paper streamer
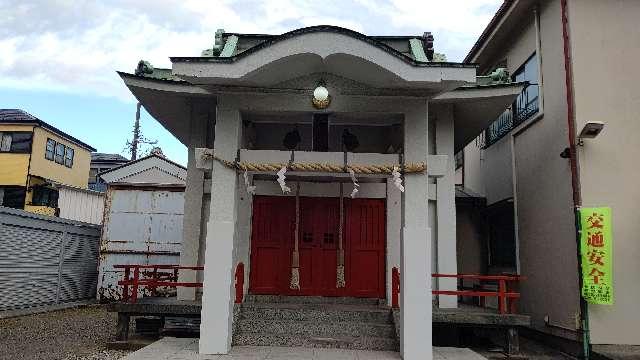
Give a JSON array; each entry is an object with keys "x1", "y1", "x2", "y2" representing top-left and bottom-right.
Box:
[{"x1": 277, "y1": 166, "x2": 291, "y2": 194}]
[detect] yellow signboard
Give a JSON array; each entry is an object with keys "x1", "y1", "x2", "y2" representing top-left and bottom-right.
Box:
[{"x1": 580, "y1": 207, "x2": 614, "y2": 305}]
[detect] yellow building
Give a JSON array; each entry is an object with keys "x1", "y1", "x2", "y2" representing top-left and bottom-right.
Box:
[{"x1": 0, "y1": 109, "x2": 95, "y2": 216}]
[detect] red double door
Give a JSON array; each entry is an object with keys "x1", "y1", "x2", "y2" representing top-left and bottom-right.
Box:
[{"x1": 249, "y1": 196, "x2": 385, "y2": 298}]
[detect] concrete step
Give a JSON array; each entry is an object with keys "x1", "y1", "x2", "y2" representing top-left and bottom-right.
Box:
[
  {"x1": 232, "y1": 332, "x2": 399, "y2": 351},
  {"x1": 245, "y1": 295, "x2": 383, "y2": 306},
  {"x1": 161, "y1": 316, "x2": 201, "y2": 337},
  {"x1": 236, "y1": 318, "x2": 396, "y2": 338},
  {"x1": 240, "y1": 302, "x2": 392, "y2": 324}
]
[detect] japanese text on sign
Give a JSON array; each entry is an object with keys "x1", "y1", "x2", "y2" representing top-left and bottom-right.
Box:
[{"x1": 580, "y1": 207, "x2": 614, "y2": 305}]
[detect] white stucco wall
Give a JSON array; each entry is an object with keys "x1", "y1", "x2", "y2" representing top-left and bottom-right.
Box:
[
  {"x1": 481, "y1": 136, "x2": 514, "y2": 205},
  {"x1": 463, "y1": 0, "x2": 581, "y2": 339},
  {"x1": 511, "y1": 0, "x2": 580, "y2": 338},
  {"x1": 569, "y1": 0, "x2": 640, "y2": 345}
]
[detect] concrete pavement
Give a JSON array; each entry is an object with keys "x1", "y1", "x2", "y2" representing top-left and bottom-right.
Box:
[{"x1": 121, "y1": 337, "x2": 488, "y2": 360}]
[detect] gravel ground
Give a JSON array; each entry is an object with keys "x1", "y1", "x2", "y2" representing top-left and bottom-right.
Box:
[{"x1": 0, "y1": 305, "x2": 130, "y2": 360}]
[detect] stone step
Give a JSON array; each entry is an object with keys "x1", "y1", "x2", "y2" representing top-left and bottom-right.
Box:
[
  {"x1": 232, "y1": 332, "x2": 399, "y2": 351},
  {"x1": 240, "y1": 302, "x2": 392, "y2": 324},
  {"x1": 236, "y1": 318, "x2": 396, "y2": 338},
  {"x1": 161, "y1": 316, "x2": 201, "y2": 337},
  {"x1": 245, "y1": 295, "x2": 383, "y2": 306}
]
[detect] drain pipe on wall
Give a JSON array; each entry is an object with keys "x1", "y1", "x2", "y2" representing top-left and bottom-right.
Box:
[{"x1": 560, "y1": 0, "x2": 591, "y2": 358}]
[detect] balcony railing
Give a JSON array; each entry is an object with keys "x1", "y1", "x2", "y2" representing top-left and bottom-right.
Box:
[{"x1": 483, "y1": 84, "x2": 539, "y2": 148}]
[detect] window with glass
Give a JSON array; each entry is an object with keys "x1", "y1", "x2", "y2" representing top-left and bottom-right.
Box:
[
  {"x1": 512, "y1": 53, "x2": 539, "y2": 124},
  {"x1": 46, "y1": 139, "x2": 75, "y2": 168},
  {"x1": 45, "y1": 138, "x2": 55, "y2": 160},
  {"x1": 31, "y1": 186, "x2": 59, "y2": 208},
  {"x1": 89, "y1": 168, "x2": 98, "y2": 184},
  {"x1": 64, "y1": 147, "x2": 74, "y2": 168},
  {"x1": 0, "y1": 186, "x2": 27, "y2": 209},
  {"x1": 0, "y1": 132, "x2": 12, "y2": 151},
  {"x1": 54, "y1": 143, "x2": 65, "y2": 164},
  {"x1": 0, "y1": 132, "x2": 33, "y2": 153}
]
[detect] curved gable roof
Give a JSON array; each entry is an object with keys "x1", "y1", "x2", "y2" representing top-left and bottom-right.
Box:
[{"x1": 171, "y1": 25, "x2": 473, "y2": 69}]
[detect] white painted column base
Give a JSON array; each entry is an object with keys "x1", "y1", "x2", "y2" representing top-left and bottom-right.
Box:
[
  {"x1": 401, "y1": 226, "x2": 433, "y2": 360},
  {"x1": 199, "y1": 220, "x2": 235, "y2": 354},
  {"x1": 198, "y1": 104, "x2": 241, "y2": 355}
]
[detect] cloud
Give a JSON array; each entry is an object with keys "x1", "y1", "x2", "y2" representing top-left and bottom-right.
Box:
[{"x1": 0, "y1": 0, "x2": 501, "y2": 101}]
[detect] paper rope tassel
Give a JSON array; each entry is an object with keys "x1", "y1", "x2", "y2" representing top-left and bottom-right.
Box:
[
  {"x1": 289, "y1": 267, "x2": 300, "y2": 290},
  {"x1": 336, "y1": 265, "x2": 346, "y2": 288}
]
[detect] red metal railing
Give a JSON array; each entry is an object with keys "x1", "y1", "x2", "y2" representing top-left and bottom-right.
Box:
[
  {"x1": 116, "y1": 264, "x2": 522, "y2": 313},
  {"x1": 391, "y1": 267, "x2": 525, "y2": 314},
  {"x1": 115, "y1": 263, "x2": 245, "y2": 304}
]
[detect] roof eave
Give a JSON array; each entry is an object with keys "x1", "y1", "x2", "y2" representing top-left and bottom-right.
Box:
[
  {"x1": 464, "y1": 0, "x2": 517, "y2": 63},
  {"x1": 0, "y1": 119, "x2": 96, "y2": 152},
  {"x1": 97, "y1": 153, "x2": 186, "y2": 178}
]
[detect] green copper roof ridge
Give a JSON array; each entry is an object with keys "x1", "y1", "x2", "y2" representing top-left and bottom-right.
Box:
[
  {"x1": 219, "y1": 35, "x2": 239, "y2": 58},
  {"x1": 170, "y1": 26, "x2": 478, "y2": 68},
  {"x1": 408, "y1": 38, "x2": 429, "y2": 63}
]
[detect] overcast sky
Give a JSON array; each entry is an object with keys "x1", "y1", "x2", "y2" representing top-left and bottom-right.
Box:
[{"x1": 0, "y1": 0, "x2": 501, "y2": 165}]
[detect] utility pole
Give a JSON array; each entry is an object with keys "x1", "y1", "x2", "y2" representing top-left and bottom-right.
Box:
[
  {"x1": 125, "y1": 102, "x2": 158, "y2": 160},
  {"x1": 131, "y1": 102, "x2": 142, "y2": 160}
]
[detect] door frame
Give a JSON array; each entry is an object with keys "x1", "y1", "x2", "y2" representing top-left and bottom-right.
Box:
[{"x1": 248, "y1": 195, "x2": 387, "y2": 298}]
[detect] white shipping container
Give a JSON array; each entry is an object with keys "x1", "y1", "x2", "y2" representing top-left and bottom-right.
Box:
[{"x1": 97, "y1": 184, "x2": 185, "y2": 301}]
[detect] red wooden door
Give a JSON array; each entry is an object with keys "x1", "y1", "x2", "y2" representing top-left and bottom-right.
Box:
[
  {"x1": 296, "y1": 197, "x2": 341, "y2": 296},
  {"x1": 345, "y1": 198, "x2": 386, "y2": 298},
  {"x1": 249, "y1": 196, "x2": 385, "y2": 298},
  {"x1": 249, "y1": 196, "x2": 295, "y2": 294}
]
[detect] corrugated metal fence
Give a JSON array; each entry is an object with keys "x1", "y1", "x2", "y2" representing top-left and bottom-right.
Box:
[
  {"x1": 0, "y1": 207, "x2": 101, "y2": 311},
  {"x1": 58, "y1": 185, "x2": 105, "y2": 225}
]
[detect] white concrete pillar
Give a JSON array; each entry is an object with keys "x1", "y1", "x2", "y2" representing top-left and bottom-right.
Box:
[
  {"x1": 435, "y1": 104, "x2": 458, "y2": 309},
  {"x1": 199, "y1": 102, "x2": 241, "y2": 355},
  {"x1": 178, "y1": 103, "x2": 209, "y2": 301},
  {"x1": 401, "y1": 101, "x2": 432, "y2": 360}
]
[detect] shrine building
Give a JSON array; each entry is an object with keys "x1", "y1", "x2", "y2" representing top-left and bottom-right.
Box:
[{"x1": 118, "y1": 26, "x2": 524, "y2": 359}]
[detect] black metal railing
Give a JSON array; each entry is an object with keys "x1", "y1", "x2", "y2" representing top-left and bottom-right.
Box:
[{"x1": 483, "y1": 84, "x2": 539, "y2": 148}]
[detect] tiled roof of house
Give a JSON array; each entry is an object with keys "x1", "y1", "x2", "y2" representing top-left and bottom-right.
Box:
[
  {"x1": 91, "y1": 152, "x2": 129, "y2": 162},
  {"x1": 0, "y1": 109, "x2": 96, "y2": 151},
  {"x1": 0, "y1": 109, "x2": 38, "y2": 122}
]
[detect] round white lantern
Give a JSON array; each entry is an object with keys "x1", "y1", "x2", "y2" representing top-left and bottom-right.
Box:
[
  {"x1": 312, "y1": 84, "x2": 331, "y2": 109},
  {"x1": 313, "y1": 86, "x2": 329, "y2": 101}
]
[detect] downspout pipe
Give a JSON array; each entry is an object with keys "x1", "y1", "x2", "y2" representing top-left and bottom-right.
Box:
[{"x1": 560, "y1": 0, "x2": 591, "y2": 358}]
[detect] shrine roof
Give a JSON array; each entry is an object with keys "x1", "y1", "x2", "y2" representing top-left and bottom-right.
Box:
[{"x1": 169, "y1": 25, "x2": 461, "y2": 67}]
